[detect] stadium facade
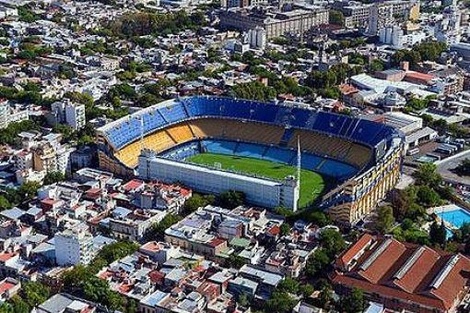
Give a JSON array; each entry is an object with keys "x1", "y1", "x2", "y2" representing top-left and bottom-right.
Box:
[
  {"x1": 138, "y1": 150, "x2": 299, "y2": 211},
  {"x1": 96, "y1": 96, "x2": 404, "y2": 225}
]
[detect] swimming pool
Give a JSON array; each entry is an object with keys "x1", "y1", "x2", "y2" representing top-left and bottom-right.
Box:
[{"x1": 436, "y1": 206, "x2": 470, "y2": 228}]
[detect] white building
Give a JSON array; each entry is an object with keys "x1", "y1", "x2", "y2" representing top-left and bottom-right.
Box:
[
  {"x1": 379, "y1": 25, "x2": 427, "y2": 48},
  {"x1": 379, "y1": 26, "x2": 404, "y2": 47},
  {"x1": 0, "y1": 6, "x2": 18, "y2": 19},
  {"x1": 51, "y1": 100, "x2": 86, "y2": 130},
  {"x1": 435, "y1": 5, "x2": 462, "y2": 45},
  {"x1": 138, "y1": 150, "x2": 299, "y2": 211},
  {"x1": 0, "y1": 103, "x2": 29, "y2": 129},
  {"x1": 54, "y1": 225, "x2": 94, "y2": 266},
  {"x1": 56, "y1": 145, "x2": 75, "y2": 175},
  {"x1": 247, "y1": 27, "x2": 267, "y2": 50}
]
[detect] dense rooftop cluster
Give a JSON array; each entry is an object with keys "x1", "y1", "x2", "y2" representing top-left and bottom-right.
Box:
[{"x1": 3, "y1": 0, "x2": 470, "y2": 312}]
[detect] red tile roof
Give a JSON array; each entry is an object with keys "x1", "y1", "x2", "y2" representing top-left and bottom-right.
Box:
[
  {"x1": 140, "y1": 241, "x2": 162, "y2": 253},
  {"x1": 333, "y1": 235, "x2": 470, "y2": 312},
  {"x1": 430, "y1": 254, "x2": 470, "y2": 310},
  {"x1": 393, "y1": 246, "x2": 440, "y2": 293},
  {"x1": 338, "y1": 233, "x2": 375, "y2": 270},
  {"x1": 267, "y1": 225, "x2": 280, "y2": 236},
  {"x1": 122, "y1": 179, "x2": 144, "y2": 192},
  {"x1": 208, "y1": 237, "x2": 226, "y2": 248},
  {"x1": 0, "y1": 253, "x2": 16, "y2": 262},
  {"x1": 405, "y1": 71, "x2": 435, "y2": 83},
  {"x1": 41, "y1": 198, "x2": 59, "y2": 205},
  {"x1": 0, "y1": 281, "x2": 16, "y2": 294},
  {"x1": 358, "y1": 239, "x2": 407, "y2": 284},
  {"x1": 149, "y1": 270, "x2": 165, "y2": 284}
]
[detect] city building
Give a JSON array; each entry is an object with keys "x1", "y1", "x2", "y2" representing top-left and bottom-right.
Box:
[
  {"x1": 332, "y1": 234, "x2": 470, "y2": 313},
  {"x1": 367, "y1": 0, "x2": 419, "y2": 35},
  {"x1": 54, "y1": 224, "x2": 95, "y2": 266},
  {"x1": 332, "y1": 2, "x2": 371, "y2": 29},
  {"x1": 34, "y1": 293, "x2": 98, "y2": 313},
  {"x1": 219, "y1": 6, "x2": 329, "y2": 39},
  {"x1": 50, "y1": 99, "x2": 86, "y2": 130},
  {"x1": 0, "y1": 103, "x2": 29, "y2": 129}
]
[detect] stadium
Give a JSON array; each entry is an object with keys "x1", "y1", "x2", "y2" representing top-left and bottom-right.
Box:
[{"x1": 96, "y1": 96, "x2": 404, "y2": 225}]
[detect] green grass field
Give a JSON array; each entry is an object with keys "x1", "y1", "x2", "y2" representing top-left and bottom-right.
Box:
[{"x1": 187, "y1": 153, "x2": 325, "y2": 208}]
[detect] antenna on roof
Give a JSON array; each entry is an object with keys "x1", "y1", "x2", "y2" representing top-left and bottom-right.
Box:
[
  {"x1": 139, "y1": 116, "x2": 145, "y2": 151},
  {"x1": 297, "y1": 135, "x2": 301, "y2": 192}
]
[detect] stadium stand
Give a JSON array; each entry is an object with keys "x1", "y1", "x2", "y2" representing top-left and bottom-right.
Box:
[
  {"x1": 189, "y1": 119, "x2": 284, "y2": 145},
  {"x1": 97, "y1": 96, "x2": 404, "y2": 225}
]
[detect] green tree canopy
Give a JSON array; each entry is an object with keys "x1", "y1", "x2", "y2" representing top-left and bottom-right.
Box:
[
  {"x1": 43, "y1": 171, "x2": 65, "y2": 185},
  {"x1": 319, "y1": 229, "x2": 346, "y2": 258},
  {"x1": 182, "y1": 193, "x2": 215, "y2": 215},
  {"x1": 430, "y1": 221, "x2": 447, "y2": 247},
  {"x1": 414, "y1": 163, "x2": 442, "y2": 189},
  {"x1": 329, "y1": 10, "x2": 345, "y2": 26},
  {"x1": 376, "y1": 206, "x2": 395, "y2": 233},
  {"x1": 232, "y1": 81, "x2": 276, "y2": 102},
  {"x1": 337, "y1": 288, "x2": 366, "y2": 313},
  {"x1": 146, "y1": 214, "x2": 182, "y2": 240},
  {"x1": 305, "y1": 248, "x2": 330, "y2": 277},
  {"x1": 216, "y1": 190, "x2": 246, "y2": 209}
]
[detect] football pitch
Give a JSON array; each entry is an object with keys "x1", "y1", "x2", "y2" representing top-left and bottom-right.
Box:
[{"x1": 187, "y1": 153, "x2": 325, "y2": 208}]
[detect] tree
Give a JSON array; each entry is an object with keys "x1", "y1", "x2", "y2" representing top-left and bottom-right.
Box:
[
  {"x1": 22, "y1": 282, "x2": 50, "y2": 308},
  {"x1": 10, "y1": 297, "x2": 29, "y2": 313},
  {"x1": 376, "y1": 206, "x2": 395, "y2": 233},
  {"x1": 0, "y1": 302, "x2": 13, "y2": 313},
  {"x1": 305, "y1": 249, "x2": 330, "y2": 277},
  {"x1": 369, "y1": 59, "x2": 384, "y2": 73},
  {"x1": 17, "y1": 6, "x2": 38, "y2": 23},
  {"x1": 53, "y1": 124, "x2": 76, "y2": 142},
  {"x1": 455, "y1": 158, "x2": 470, "y2": 176},
  {"x1": 338, "y1": 288, "x2": 366, "y2": 313},
  {"x1": 217, "y1": 190, "x2": 245, "y2": 209},
  {"x1": 416, "y1": 185, "x2": 441, "y2": 207},
  {"x1": 182, "y1": 193, "x2": 215, "y2": 215},
  {"x1": 414, "y1": 163, "x2": 442, "y2": 189},
  {"x1": 226, "y1": 254, "x2": 245, "y2": 269},
  {"x1": 306, "y1": 211, "x2": 330, "y2": 227},
  {"x1": 457, "y1": 222, "x2": 470, "y2": 243},
  {"x1": 0, "y1": 196, "x2": 11, "y2": 210},
  {"x1": 280, "y1": 223, "x2": 291, "y2": 236},
  {"x1": 238, "y1": 292, "x2": 251, "y2": 308},
  {"x1": 83, "y1": 276, "x2": 110, "y2": 303},
  {"x1": 319, "y1": 229, "x2": 346, "y2": 258},
  {"x1": 265, "y1": 290, "x2": 297, "y2": 313},
  {"x1": 146, "y1": 214, "x2": 182, "y2": 240},
  {"x1": 126, "y1": 299, "x2": 138, "y2": 313},
  {"x1": 430, "y1": 221, "x2": 447, "y2": 247},
  {"x1": 232, "y1": 81, "x2": 276, "y2": 102},
  {"x1": 329, "y1": 10, "x2": 345, "y2": 26},
  {"x1": 94, "y1": 241, "x2": 139, "y2": 265},
  {"x1": 278, "y1": 277, "x2": 299, "y2": 294},
  {"x1": 415, "y1": 41, "x2": 447, "y2": 62},
  {"x1": 0, "y1": 120, "x2": 40, "y2": 146},
  {"x1": 43, "y1": 171, "x2": 65, "y2": 185},
  {"x1": 299, "y1": 283, "x2": 314, "y2": 298},
  {"x1": 430, "y1": 119, "x2": 448, "y2": 135},
  {"x1": 406, "y1": 97, "x2": 429, "y2": 111},
  {"x1": 318, "y1": 284, "x2": 333, "y2": 309},
  {"x1": 14, "y1": 181, "x2": 41, "y2": 205}
]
